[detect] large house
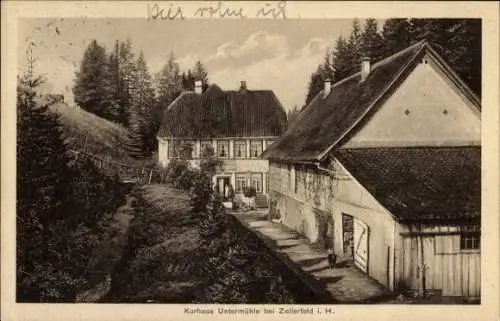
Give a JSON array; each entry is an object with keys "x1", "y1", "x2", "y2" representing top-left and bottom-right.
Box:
[
  {"x1": 157, "y1": 80, "x2": 287, "y2": 204},
  {"x1": 262, "y1": 40, "x2": 481, "y2": 298}
]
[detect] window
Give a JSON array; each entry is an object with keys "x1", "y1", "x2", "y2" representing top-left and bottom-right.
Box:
[
  {"x1": 250, "y1": 140, "x2": 263, "y2": 158},
  {"x1": 234, "y1": 140, "x2": 247, "y2": 158},
  {"x1": 217, "y1": 140, "x2": 229, "y2": 158},
  {"x1": 184, "y1": 140, "x2": 196, "y2": 158},
  {"x1": 168, "y1": 140, "x2": 181, "y2": 158},
  {"x1": 200, "y1": 140, "x2": 214, "y2": 156},
  {"x1": 236, "y1": 174, "x2": 247, "y2": 193},
  {"x1": 250, "y1": 173, "x2": 263, "y2": 193},
  {"x1": 460, "y1": 232, "x2": 480, "y2": 250}
]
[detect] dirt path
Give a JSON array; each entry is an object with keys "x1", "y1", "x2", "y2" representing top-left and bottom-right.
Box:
[{"x1": 75, "y1": 193, "x2": 136, "y2": 303}]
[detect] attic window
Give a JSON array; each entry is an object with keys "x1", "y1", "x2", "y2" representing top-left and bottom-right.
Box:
[
  {"x1": 443, "y1": 109, "x2": 449, "y2": 115},
  {"x1": 460, "y1": 232, "x2": 480, "y2": 250},
  {"x1": 404, "y1": 109, "x2": 411, "y2": 116}
]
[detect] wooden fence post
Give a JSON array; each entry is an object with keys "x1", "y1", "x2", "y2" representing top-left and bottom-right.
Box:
[{"x1": 148, "y1": 170, "x2": 153, "y2": 184}]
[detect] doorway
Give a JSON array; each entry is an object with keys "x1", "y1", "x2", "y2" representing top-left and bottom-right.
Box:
[
  {"x1": 215, "y1": 176, "x2": 231, "y2": 200},
  {"x1": 342, "y1": 214, "x2": 354, "y2": 260},
  {"x1": 342, "y1": 213, "x2": 370, "y2": 273}
]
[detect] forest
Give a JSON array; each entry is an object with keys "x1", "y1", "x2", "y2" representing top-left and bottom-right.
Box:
[{"x1": 287, "y1": 18, "x2": 481, "y2": 124}]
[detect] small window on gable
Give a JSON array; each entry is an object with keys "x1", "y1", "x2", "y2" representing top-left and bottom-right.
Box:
[{"x1": 460, "y1": 232, "x2": 480, "y2": 250}]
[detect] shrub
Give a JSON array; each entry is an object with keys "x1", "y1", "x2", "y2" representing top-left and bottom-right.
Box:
[
  {"x1": 16, "y1": 67, "x2": 127, "y2": 302},
  {"x1": 243, "y1": 186, "x2": 256, "y2": 198}
]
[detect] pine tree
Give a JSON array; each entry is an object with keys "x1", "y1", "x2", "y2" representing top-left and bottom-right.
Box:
[
  {"x1": 444, "y1": 19, "x2": 481, "y2": 93},
  {"x1": 347, "y1": 19, "x2": 363, "y2": 73},
  {"x1": 17, "y1": 46, "x2": 78, "y2": 301},
  {"x1": 155, "y1": 52, "x2": 183, "y2": 107},
  {"x1": 192, "y1": 59, "x2": 209, "y2": 91},
  {"x1": 360, "y1": 18, "x2": 384, "y2": 62},
  {"x1": 381, "y1": 18, "x2": 413, "y2": 56},
  {"x1": 286, "y1": 105, "x2": 302, "y2": 128},
  {"x1": 106, "y1": 40, "x2": 122, "y2": 124},
  {"x1": 304, "y1": 68, "x2": 325, "y2": 106},
  {"x1": 73, "y1": 40, "x2": 113, "y2": 120},
  {"x1": 332, "y1": 36, "x2": 353, "y2": 81},
  {"x1": 126, "y1": 51, "x2": 156, "y2": 158},
  {"x1": 118, "y1": 39, "x2": 137, "y2": 127},
  {"x1": 182, "y1": 69, "x2": 196, "y2": 91}
]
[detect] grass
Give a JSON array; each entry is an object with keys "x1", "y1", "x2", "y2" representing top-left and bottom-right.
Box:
[
  {"x1": 102, "y1": 184, "x2": 324, "y2": 304},
  {"x1": 102, "y1": 184, "x2": 202, "y2": 303},
  {"x1": 45, "y1": 101, "x2": 157, "y2": 169}
]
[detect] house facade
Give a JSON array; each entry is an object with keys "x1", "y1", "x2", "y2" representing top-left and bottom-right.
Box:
[
  {"x1": 263, "y1": 40, "x2": 481, "y2": 298},
  {"x1": 157, "y1": 81, "x2": 287, "y2": 202}
]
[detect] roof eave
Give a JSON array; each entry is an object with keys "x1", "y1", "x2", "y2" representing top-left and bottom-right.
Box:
[{"x1": 314, "y1": 42, "x2": 427, "y2": 162}]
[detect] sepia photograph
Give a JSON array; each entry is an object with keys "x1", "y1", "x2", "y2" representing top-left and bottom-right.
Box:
[{"x1": 2, "y1": 1, "x2": 499, "y2": 320}]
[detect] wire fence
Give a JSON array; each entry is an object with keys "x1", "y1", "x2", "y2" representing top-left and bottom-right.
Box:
[{"x1": 69, "y1": 149, "x2": 166, "y2": 185}]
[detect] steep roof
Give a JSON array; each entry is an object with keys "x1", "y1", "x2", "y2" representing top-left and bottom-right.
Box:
[
  {"x1": 158, "y1": 84, "x2": 287, "y2": 139},
  {"x1": 335, "y1": 147, "x2": 481, "y2": 222},
  {"x1": 263, "y1": 40, "x2": 481, "y2": 162}
]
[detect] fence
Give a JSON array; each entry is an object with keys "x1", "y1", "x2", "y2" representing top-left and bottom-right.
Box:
[{"x1": 69, "y1": 149, "x2": 166, "y2": 185}]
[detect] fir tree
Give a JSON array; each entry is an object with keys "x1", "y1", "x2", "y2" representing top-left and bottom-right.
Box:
[
  {"x1": 347, "y1": 19, "x2": 363, "y2": 73},
  {"x1": 360, "y1": 18, "x2": 384, "y2": 62},
  {"x1": 304, "y1": 67, "x2": 325, "y2": 106},
  {"x1": 192, "y1": 59, "x2": 209, "y2": 91},
  {"x1": 155, "y1": 52, "x2": 182, "y2": 107},
  {"x1": 444, "y1": 19, "x2": 481, "y2": 93},
  {"x1": 17, "y1": 46, "x2": 77, "y2": 301},
  {"x1": 182, "y1": 70, "x2": 196, "y2": 91},
  {"x1": 73, "y1": 40, "x2": 113, "y2": 120},
  {"x1": 332, "y1": 36, "x2": 353, "y2": 81},
  {"x1": 126, "y1": 51, "x2": 156, "y2": 158},
  {"x1": 286, "y1": 105, "x2": 301, "y2": 126},
  {"x1": 106, "y1": 40, "x2": 122, "y2": 124},
  {"x1": 381, "y1": 18, "x2": 413, "y2": 56},
  {"x1": 118, "y1": 38, "x2": 137, "y2": 127}
]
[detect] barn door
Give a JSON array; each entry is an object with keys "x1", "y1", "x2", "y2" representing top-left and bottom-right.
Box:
[{"x1": 353, "y1": 218, "x2": 369, "y2": 273}]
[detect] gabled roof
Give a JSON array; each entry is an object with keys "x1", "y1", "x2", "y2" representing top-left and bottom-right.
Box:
[
  {"x1": 335, "y1": 147, "x2": 481, "y2": 222},
  {"x1": 262, "y1": 40, "x2": 481, "y2": 162},
  {"x1": 158, "y1": 84, "x2": 287, "y2": 139}
]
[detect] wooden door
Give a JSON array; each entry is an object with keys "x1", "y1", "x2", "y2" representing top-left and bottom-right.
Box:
[{"x1": 354, "y1": 218, "x2": 369, "y2": 273}]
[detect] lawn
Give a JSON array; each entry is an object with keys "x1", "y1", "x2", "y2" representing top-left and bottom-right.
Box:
[{"x1": 47, "y1": 101, "x2": 157, "y2": 169}]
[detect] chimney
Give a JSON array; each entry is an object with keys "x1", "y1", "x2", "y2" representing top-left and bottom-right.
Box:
[
  {"x1": 240, "y1": 80, "x2": 247, "y2": 91},
  {"x1": 194, "y1": 80, "x2": 203, "y2": 94},
  {"x1": 361, "y1": 57, "x2": 371, "y2": 82},
  {"x1": 323, "y1": 78, "x2": 331, "y2": 98}
]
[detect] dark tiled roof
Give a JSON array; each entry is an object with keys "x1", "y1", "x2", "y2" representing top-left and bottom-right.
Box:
[
  {"x1": 158, "y1": 84, "x2": 287, "y2": 138},
  {"x1": 334, "y1": 147, "x2": 481, "y2": 222},
  {"x1": 263, "y1": 40, "x2": 479, "y2": 162}
]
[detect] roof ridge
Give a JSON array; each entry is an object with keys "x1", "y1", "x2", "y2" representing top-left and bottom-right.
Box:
[{"x1": 328, "y1": 40, "x2": 427, "y2": 91}]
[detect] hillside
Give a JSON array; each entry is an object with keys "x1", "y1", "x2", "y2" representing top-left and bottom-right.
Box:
[{"x1": 41, "y1": 100, "x2": 157, "y2": 168}]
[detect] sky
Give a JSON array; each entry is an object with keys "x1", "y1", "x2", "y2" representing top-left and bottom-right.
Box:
[{"x1": 18, "y1": 18, "x2": 384, "y2": 111}]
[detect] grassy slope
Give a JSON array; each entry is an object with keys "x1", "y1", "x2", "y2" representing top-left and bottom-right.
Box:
[
  {"x1": 104, "y1": 184, "x2": 202, "y2": 303},
  {"x1": 45, "y1": 101, "x2": 157, "y2": 168}
]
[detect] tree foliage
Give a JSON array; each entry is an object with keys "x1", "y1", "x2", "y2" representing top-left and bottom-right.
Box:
[
  {"x1": 126, "y1": 51, "x2": 156, "y2": 159},
  {"x1": 17, "y1": 48, "x2": 126, "y2": 302},
  {"x1": 73, "y1": 40, "x2": 114, "y2": 120},
  {"x1": 302, "y1": 18, "x2": 481, "y2": 107}
]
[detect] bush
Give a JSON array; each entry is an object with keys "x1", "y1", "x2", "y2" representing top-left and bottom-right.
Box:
[
  {"x1": 243, "y1": 186, "x2": 257, "y2": 198},
  {"x1": 16, "y1": 69, "x2": 128, "y2": 302}
]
